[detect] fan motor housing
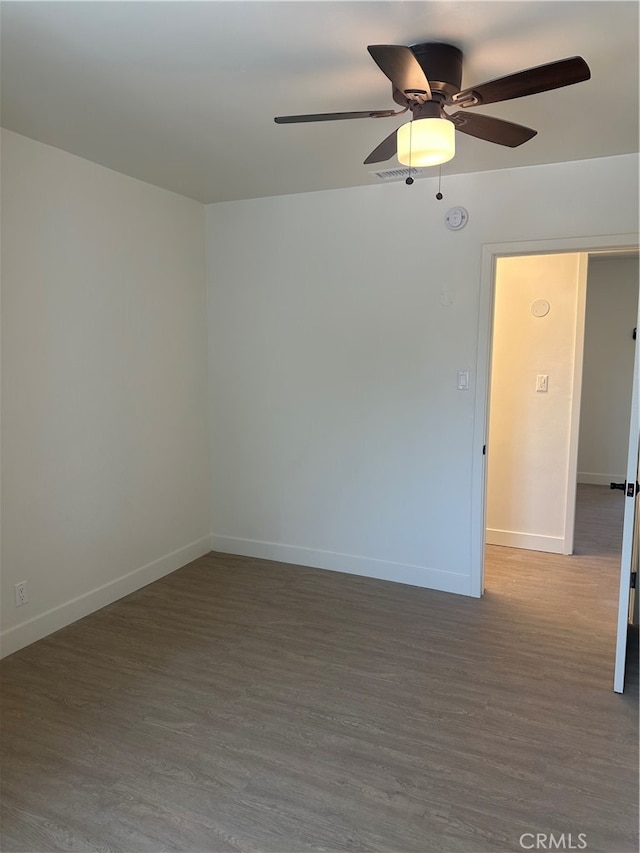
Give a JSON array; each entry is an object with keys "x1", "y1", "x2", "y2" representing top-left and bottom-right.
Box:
[{"x1": 405, "y1": 42, "x2": 463, "y2": 101}]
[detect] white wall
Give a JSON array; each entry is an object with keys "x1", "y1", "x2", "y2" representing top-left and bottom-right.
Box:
[
  {"x1": 577, "y1": 255, "x2": 639, "y2": 485},
  {"x1": 486, "y1": 253, "x2": 586, "y2": 554},
  {"x1": 4, "y1": 144, "x2": 633, "y2": 658},
  {"x1": 206, "y1": 154, "x2": 638, "y2": 596},
  {"x1": 1, "y1": 130, "x2": 211, "y2": 656}
]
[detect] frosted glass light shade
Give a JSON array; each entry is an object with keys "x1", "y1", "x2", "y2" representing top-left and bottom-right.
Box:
[{"x1": 397, "y1": 118, "x2": 455, "y2": 167}]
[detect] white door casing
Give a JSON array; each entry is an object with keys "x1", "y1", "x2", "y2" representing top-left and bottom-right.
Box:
[{"x1": 613, "y1": 296, "x2": 640, "y2": 694}]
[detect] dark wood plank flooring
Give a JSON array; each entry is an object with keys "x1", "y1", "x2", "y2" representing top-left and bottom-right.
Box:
[{"x1": 1, "y1": 485, "x2": 637, "y2": 852}]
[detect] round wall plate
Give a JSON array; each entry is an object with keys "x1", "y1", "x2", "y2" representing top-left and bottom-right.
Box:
[
  {"x1": 531, "y1": 298, "x2": 551, "y2": 317},
  {"x1": 445, "y1": 206, "x2": 468, "y2": 230}
]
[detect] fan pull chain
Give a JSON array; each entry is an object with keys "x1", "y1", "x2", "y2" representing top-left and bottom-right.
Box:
[
  {"x1": 436, "y1": 165, "x2": 443, "y2": 200},
  {"x1": 405, "y1": 121, "x2": 414, "y2": 185}
]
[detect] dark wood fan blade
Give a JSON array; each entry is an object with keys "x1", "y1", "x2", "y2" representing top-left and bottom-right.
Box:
[
  {"x1": 452, "y1": 56, "x2": 590, "y2": 107},
  {"x1": 363, "y1": 130, "x2": 398, "y2": 164},
  {"x1": 274, "y1": 110, "x2": 399, "y2": 123},
  {"x1": 367, "y1": 45, "x2": 432, "y2": 100},
  {"x1": 449, "y1": 112, "x2": 537, "y2": 147}
]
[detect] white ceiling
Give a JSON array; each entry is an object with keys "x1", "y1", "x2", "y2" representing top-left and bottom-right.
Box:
[{"x1": 1, "y1": 1, "x2": 638, "y2": 204}]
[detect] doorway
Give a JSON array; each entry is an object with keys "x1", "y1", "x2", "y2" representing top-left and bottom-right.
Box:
[
  {"x1": 484, "y1": 251, "x2": 588, "y2": 557},
  {"x1": 483, "y1": 251, "x2": 638, "y2": 560},
  {"x1": 470, "y1": 234, "x2": 640, "y2": 691}
]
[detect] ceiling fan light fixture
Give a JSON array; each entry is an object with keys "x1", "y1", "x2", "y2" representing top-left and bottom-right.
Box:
[{"x1": 397, "y1": 118, "x2": 455, "y2": 167}]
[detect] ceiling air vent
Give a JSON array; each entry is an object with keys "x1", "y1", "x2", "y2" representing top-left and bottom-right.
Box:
[{"x1": 370, "y1": 166, "x2": 426, "y2": 181}]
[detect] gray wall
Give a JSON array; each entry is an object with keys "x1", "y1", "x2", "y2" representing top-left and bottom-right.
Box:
[{"x1": 578, "y1": 256, "x2": 639, "y2": 485}]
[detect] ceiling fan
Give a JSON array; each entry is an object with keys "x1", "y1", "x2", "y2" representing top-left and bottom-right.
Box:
[{"x1": 274, "y1": 43, "x2": 591, "y2": 167}]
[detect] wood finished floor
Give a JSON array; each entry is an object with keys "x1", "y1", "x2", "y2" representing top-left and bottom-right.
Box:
[{"x1": 1, "y1": 485, "x2": 638, "y2": 853}]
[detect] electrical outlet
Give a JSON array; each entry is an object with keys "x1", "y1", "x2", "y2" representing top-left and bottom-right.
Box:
[{"x1": 14, "y1": 581, "x2": 28, "y2": 607}]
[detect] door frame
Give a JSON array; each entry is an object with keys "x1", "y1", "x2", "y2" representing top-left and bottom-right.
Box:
[
  {"x1": 613, "y1": 299, "x2": 640, "y2": 693},
  {"x1": 470, "y1": 233, "x2": 640, "y2": 599}
]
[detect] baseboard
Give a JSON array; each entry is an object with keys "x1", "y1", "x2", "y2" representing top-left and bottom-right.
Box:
[
  {"x1": 0, "y1": 536, "x2": 212, "y2": 659},
  {"x1": 211, "y1": 534, "x2": 470, "y2": 596},
  {"x1": 485, "y1": 528, "x2": 564, "y2": 554},
  {"x1": 577, "y1": 472, "x2": 622, "y2": 486}
]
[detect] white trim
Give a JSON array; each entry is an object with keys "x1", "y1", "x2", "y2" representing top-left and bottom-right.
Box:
[
  {"x1": 578, "y1": 472, "x2": 625, "y2": 486},
  {"x1": 563, "y1": 253, "x2": 589, "y2": 556},
  {"x1": 485, "y1": 529, "x2": 564, "y2": 554},
  {"x1": 614, "y1": 289, "x2": 640, "y2": 693},
  {"x1": 471, "y1": 233, "x2": 640, "y2": 599},
  {"x1": 0, "y1": 536, "x2": 212, "y2": 659},
  {"x1": 469, "y1": 246, "x2": 496, "y2": 599},
  {"x1": 211, "y1": 534, "x2": 470, "y2": 596}
]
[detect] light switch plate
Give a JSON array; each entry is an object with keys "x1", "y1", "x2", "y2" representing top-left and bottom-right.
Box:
[
  {"x1": 457, "y1": 370, "x2": 470, "y2": 390},
  {"x1": 536, "y1": 374, "x2": 549, "y2": 392}
]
